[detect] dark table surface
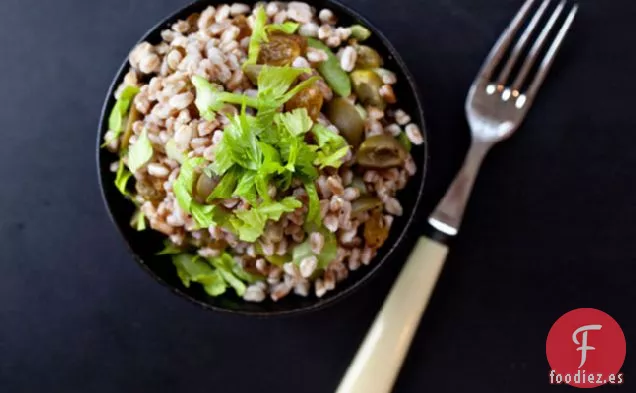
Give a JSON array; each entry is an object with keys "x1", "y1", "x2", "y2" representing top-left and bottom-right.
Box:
[{"x1": 1, "y1": 0, "x2": 635, "y2": 392}]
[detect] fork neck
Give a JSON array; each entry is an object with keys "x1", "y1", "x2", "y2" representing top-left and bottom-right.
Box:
[{"x1": 428, "y1": 140, "x2": 493, "y2": 237}]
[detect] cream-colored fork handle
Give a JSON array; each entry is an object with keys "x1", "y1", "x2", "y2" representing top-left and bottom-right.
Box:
[{"x1": 335, "y1": 236, "x2": 449, "y2": 393}]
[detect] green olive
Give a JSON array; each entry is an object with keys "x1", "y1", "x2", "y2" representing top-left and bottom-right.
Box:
[
  {"x1": 350, "y1": 70, "x2": 385, "y2": 109},
  {"x1": 326, "y1": 97, "x2": 365, "y2": 147},
  {"x1": 364, "y1": 208, "x2": 389, "y2": 249},
  {"x1": 352, "y1": 197, "x2": 383, "y2": 214},
  {"x1": 356, "y1": 134, "x2": 408, "y2": 168},
  {"x1": 243, "y1": 64, "x2": 262, "y2": 85},
  {"x1": 355, "y1": 46, "x2": 383, "y2": 69},
  {"x1": 194, "y1": 172, "x2": 218, "y2": 204}
]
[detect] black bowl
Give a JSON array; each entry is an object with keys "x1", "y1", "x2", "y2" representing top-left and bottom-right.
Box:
[{"x1": 97, "y1": 0, "x2": 428, "y2": 316}]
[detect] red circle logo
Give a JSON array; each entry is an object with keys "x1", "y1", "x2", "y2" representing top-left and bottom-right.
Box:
[{"x1": 546, "y1": 308, "x2": 626, "y2": 388}]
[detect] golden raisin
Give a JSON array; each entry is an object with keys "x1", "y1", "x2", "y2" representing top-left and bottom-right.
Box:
[
  {"x1": 285, "y1": 84, "x2": 324, "y2": 120},
  {"x1": 258, "y1": 34, "x2": 303, "y2": 66},
  {"x1": 280, "y1": 33, "x2": 308, "y2": 54},
  {"x1": 364, "y1": 208, "x2": 390, "y2": 249},
  {"x1": 135, "y1": 178, "x2": 165, "y2": 202}
]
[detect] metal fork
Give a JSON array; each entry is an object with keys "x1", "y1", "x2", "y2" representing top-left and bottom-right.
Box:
[{"x1": 336, "y1": 1, "x2": 578, "y2": 392}]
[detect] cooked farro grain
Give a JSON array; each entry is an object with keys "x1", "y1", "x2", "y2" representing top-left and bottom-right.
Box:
[
  {"x1": 314, "y1": 278, "x2": 327, "y2": 297},
  {"x1": 318, "y1": 9, "x2": 337, "y2": 25},
  {"x1": 294, "y1": 280, "x2": 310, "y2": 296},
  {"x1": 405, "y1": 123, "x2": 425, "y2": 145},
  {"x1": 306, "y1": 47, "x2": 329, "y2": 63},
  {"x1": 385, "y1": 123, "x2": 402, "y2": 137},
  {"x1": 299, "y1": 22, "x2": 319, "y2": 37},
  {"x1": 265, "y1": 2, "x2": 280, "y2": 17},
  {"x1": 394, "y1": 109, "x2": 411, "y2": 126},
  {"x1": 104, "y1": 2, "x2": 421, "y2": 303},
  {"x1": 375, "y1": 68, "x2": 397, "y2": 85},
  {"x1": 339, "y1": 46, "x2": 357, "y2": 72},
  {"x1": 317, "y1": 24, "x2": 333, "y2": 41},
  {"x1": 231, "y1": 3, "x2": 251, "y2": 15},
  {"x1": 379, "y1": 84, "x2": 397, "y2": 104},
  {"x1": 299, "y1": 255, "x2": 318, "y2": 278},
  {"x1": 244, "y1": 284, "x2": 267, "y2": 302},
  {"x1": 329, "y1": 259, "x2": 348, "y2": 281},
  {"x1": 271, "y1": 282, "x2": 292, "y2": 301},
  {"x1": 323, "y1": 269, "x2": 336, "y2": 290}
]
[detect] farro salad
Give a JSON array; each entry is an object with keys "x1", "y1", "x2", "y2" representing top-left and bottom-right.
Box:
[{"x1": 103, "y1": 2, "x2": 424, "y2": 302}]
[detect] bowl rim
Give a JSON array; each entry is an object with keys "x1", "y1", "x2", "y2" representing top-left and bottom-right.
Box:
[{"x1": 96, "y1": 0, "x2": 429, "y2": 317}]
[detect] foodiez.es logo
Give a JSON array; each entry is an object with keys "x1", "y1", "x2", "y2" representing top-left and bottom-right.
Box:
[{"x1": 546, "y1": 308, "x2": 626, "y2": 388}]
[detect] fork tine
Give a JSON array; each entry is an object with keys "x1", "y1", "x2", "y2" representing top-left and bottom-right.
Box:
[
  {"x1": 512, "y1": 1, "x2": 566, "y2": 90},
  {"x1": 524, "y1": 4, "x2": 578, "y2": 101},
  {"x1": 497, "y1": 0, "x2": 551, "y2": 86},
  {"x1": 476, "y1": 0, "x2": 536, "y2": 83}
]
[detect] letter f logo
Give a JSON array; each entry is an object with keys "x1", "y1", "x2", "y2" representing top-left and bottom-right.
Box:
[{"x1": 573, "y1": 324, "x2": 602, "y2": 368}]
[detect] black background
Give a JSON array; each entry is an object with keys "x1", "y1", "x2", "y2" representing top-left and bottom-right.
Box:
[{"x1": 1, "y1": 0, "x2": 634, "y2": 392}]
